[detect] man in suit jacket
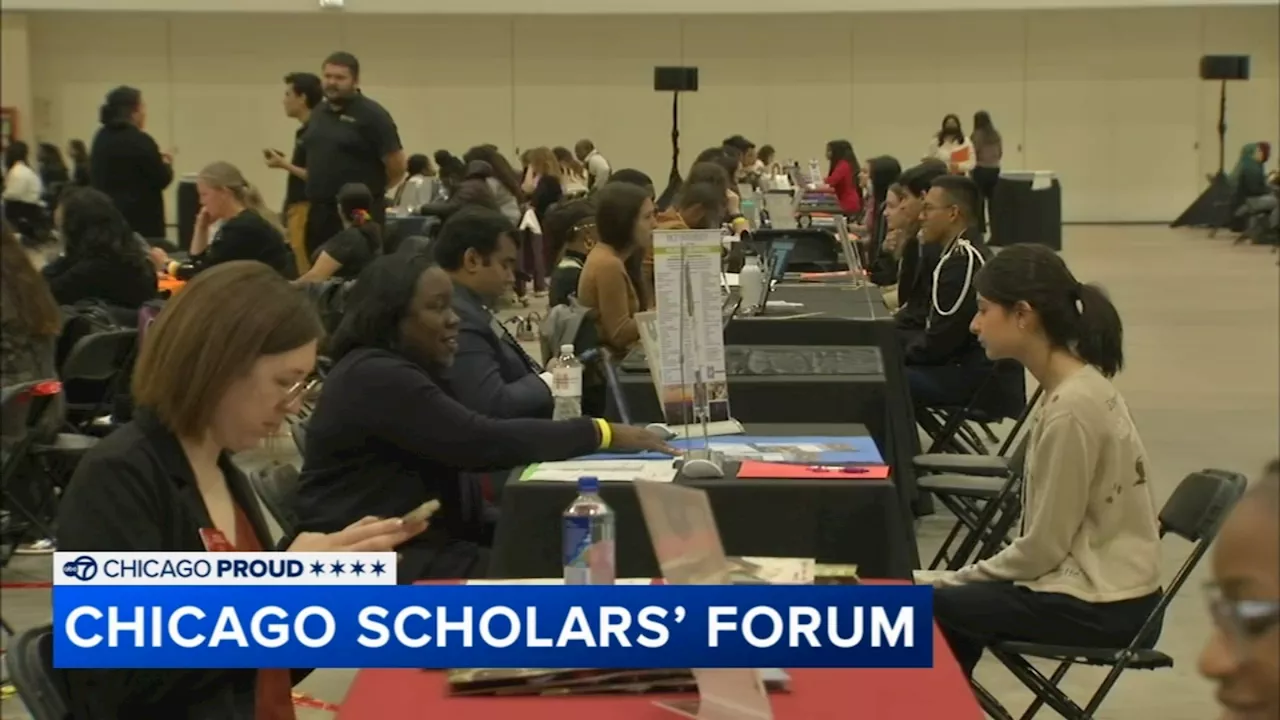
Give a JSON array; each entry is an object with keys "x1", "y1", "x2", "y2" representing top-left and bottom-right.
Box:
[{"x1": 436, "y1": 206, "x2": 553, "y2": 419}]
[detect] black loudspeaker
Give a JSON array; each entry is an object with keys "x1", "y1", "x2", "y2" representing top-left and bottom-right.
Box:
[
  {"x1": 654, "y1": 67, "x2": 699, "y2": 93},
  {"x1": 1200, "y1": 55, "x2": 1250, "y2": 81}
]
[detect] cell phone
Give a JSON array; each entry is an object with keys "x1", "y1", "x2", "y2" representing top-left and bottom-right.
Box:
[
  {"x1": 262, "y1": 148, "x2": 282, "y2": 159},
  {"x1": 400, "y1": 499, "x2": 441, "y2": 524}
]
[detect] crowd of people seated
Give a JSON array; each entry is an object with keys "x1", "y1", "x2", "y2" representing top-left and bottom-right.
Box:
[{"x1": 2, "y1": 50, "x2": 1277, "y2": 718}]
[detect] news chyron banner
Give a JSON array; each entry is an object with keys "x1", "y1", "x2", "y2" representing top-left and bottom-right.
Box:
[{"x1": 53, "y1": 552, "x2": 934, "y2": 670}]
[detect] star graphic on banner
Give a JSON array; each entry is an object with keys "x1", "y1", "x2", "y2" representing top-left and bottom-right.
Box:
[
  {"x1": 371, "y1": 561, "x2": 387, "y2": 576},
  {"x1": 351, "y1": 561, "x2": 366, "y2": 576},
  {"x1": 310, "y1": 561, "x2": 326, "y2": 577},
  {"x1": 329, "y1": 561, "x2": 346, "y2": 576}
]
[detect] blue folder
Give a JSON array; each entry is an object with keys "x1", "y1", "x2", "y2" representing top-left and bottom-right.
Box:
[{"x1": 579, "y1": 435, "x2": 883, "y2": 464}]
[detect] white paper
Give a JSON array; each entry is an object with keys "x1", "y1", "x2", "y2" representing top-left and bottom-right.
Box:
[
  {"x1": 1031, "y1": 171, "x2": 1054, "y2": 191},
  {"x1": 523, "y1": 460, "x2": 678, "y2": 484}
]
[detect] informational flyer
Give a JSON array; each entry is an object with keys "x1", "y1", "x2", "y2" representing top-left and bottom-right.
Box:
[{"x1": 651, "y1": 229, "x2": 731, "y2": 425}]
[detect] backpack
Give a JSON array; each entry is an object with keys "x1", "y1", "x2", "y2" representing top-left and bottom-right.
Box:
[{"x1": 539, "y1": 296, "x2": 598, "y2": 365}]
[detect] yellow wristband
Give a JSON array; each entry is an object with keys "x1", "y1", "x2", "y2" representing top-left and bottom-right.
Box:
[
  {"x1": 167, "y1": 260, "x2": 180, "y2": 276},
  {"x1": 593, "y1": 418, "x2": 612, "y2": 449}
]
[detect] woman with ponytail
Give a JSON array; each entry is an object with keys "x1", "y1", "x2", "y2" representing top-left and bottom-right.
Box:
[
  {"x1": 919, "y1": 243, "x2": 1164, "y2": 680},
  {"x1": 165, "y1": 161, "x2": 295, "y2": 280},
  {"x1": 296, "y1": 183, "x2": 382, "y2": 283}
]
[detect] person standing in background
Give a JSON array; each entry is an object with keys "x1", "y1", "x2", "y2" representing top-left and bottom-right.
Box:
[
  {"x1": 90, "y1": 86, "x2": 173, "y2": 241},
  {"x1": 925, "y1": 114, "x2": 976, "y2": 176},
  {"x1": 67, "y1": 139, "x2": 91, "y2": 187},
  {"x1": 302, "y1": 52, "x2": 405, "y2": 259},
  {"x1": 574, "y1": 139, "x2": 611, "y2": 191},
  {"x1": 969, "y1": 110, "x2": 1003, "y2": 236},
  {"x1": 35, "y1": 143, "x2": 70, "y2": 212},
  {"x1": 266, "y1": 72, "x2": 321, "y2": 274}
]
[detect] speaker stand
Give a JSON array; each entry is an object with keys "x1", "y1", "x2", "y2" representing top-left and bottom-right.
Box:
[
  {"x1": 657, "y1": 92, "x2": 682, "y2": 210},
  {"x1": 1172, "y1": 80, "x2": 1232, "y2": 228}
]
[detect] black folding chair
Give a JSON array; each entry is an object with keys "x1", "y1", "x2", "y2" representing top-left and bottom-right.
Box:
[
  {"x1": 58, "y1": 328, "x2": 138, "y2": 430},
  {"x1": 921, "y1": 360, "x2": 1027, "y2": 455},
  {"x1": 248, "y1": 463, "x2": 302, "y2": 540},
  {"x1": 977, "y1": 468, "x2": 1248, "y2": 720},
  {"x1": 7, "y1": 624, "x2": 72, "y2": 720}
]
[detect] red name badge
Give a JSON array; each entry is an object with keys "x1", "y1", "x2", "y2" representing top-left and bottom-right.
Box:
[{"x1": 199, "y1": 527, "x2": 235, "y2": 552}]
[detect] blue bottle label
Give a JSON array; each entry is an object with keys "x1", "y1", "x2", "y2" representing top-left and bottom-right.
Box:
[{"x1": 562, "y1": 516, "x2": 592, "y2": 568}]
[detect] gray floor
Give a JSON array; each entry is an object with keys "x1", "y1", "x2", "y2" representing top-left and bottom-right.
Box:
[{"x1": 3, "y1": 225, "x2": 1277, "y2": 718}]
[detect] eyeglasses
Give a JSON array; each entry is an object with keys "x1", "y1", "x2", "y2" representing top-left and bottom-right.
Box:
[
  {"x1": 1205, "y1": 582, "x2": 1280, "y2": 658},
  {"x1": 282, "y1": 377, "x2": 320, "y2": 407}
]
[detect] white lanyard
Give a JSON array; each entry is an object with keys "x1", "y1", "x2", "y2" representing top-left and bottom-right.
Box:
[{"x1": 931, "y1": 235, "x2": 985, "y2": 318}]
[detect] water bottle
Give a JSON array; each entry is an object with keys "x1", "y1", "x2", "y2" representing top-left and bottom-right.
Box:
[
  {"x1": 808, "y1": 158, "x2": 822, "y2": 185},
  {"x1": 563, "y1": 476, "x2": 616, "y2": 585},
  {"x1": 739, "y1": 251, "x2": 766, "y2": 311},
  {"x1": 547, "y1": 344, "x2": 582, "y2": 420}
]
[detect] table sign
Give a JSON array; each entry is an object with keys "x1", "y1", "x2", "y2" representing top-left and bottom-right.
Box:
[
  {"x1": 651, "y1": 229, "x2": 731, "y2": 427},
  {"x1": 635, "y1": 482, "x2": 775, "y2": 720}
]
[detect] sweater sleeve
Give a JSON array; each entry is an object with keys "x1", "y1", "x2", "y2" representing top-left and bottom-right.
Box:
[
  {"x1": 825, "y1": 160, "x2": 850, "y2": 189},
  {"x1": 594, "y1": 264, "x2": 640, "y2": 350},
  {"x1": 955, "y1": 412, "x2": 1094, "y2": 583}
]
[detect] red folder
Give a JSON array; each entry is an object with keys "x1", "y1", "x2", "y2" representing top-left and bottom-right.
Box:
[{"x1": 737, "y1": 461, "x2": 891, "y2": 480}]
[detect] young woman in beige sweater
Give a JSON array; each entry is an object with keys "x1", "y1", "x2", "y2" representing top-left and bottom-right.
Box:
[{"x1": 920, "y1": 243, "x2": 1163, "y2": 677}]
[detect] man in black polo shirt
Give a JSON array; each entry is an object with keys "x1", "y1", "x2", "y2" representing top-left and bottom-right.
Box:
[
  {"x1": 302, "y1": 51, "x2": 405, "y2": 258},
  {"x1": 266, "y1": 71, "x2": 321, "y2": 273}
]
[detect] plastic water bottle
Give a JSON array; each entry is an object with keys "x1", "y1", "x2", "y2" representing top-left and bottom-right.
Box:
[
  {"x1": 739, "y1": 252, "x2": 766, "y2": 310},
  {"x1": 563, "y1": 476, "x2": 616, "y2": 585},
  {"x1": 547, "y1": 344, "x2": 582, "y2": 420},
  {"x1": 808, "y1": 158, "x2": 822, "y2": 185}
]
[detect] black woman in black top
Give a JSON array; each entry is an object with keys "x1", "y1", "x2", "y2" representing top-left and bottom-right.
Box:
[{"x1": 44, "y1": 187, "x2": 158, "y2": 309}]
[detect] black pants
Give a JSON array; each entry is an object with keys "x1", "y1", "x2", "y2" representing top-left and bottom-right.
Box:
[
  {"x1": 971, "y1": 166, "x2": 1000, "y2": 236},
  {"x1": 934, "y1": 582, "x2": 1163, "y2": 677}
]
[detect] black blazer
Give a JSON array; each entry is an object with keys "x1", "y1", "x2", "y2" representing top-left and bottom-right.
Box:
[
  {"x1": 294, "y1": 347, "x2": 599, "y2": 580},
  {"x1": 42, "y1": 254, "x2": 159, "y2": 309},
  {"x1": 89, "y1": 122, "x2": 173, "y2": 239},
  {"x1": 447, "y1": 284, "x2": 552, "y2": 419},
  {"x1": 904, "y1": 232, "x2": 991, "y2": 367},
  {"x1": 55, "y1": 410, "x2": 301, "y2": 719}
]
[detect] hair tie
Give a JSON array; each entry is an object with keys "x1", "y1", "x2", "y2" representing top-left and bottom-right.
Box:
[{"x1": 351, "y1": 208, "x2": 370, "y2": 225}]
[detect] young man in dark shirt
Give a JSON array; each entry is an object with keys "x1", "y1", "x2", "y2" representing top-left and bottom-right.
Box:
[
  {"x1": 904, "y1": 174, "x2": 993, "y2": 411},
  {"x1": 302, "y1": 51, "x2": 405, "y2": 258},
  {"x1": 266, "y1": 72, "x2": 321, "y2": 273},
  {"x1": 438, "y1": 207, "x2": 552, "y2": 420}
]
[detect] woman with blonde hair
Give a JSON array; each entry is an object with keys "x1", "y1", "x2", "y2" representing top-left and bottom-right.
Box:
[
  {"x1": 554, "y1": 146, "x2": 589, "y2": 197},
  {"x1": 164, "y1": 161, "x2": 296, "y2": 280},
  {"x1": 523, "y1": 146, "x2": 565, "y2": 223}
]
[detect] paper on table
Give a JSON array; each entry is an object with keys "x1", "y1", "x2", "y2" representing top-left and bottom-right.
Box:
[
  {"x1": 520, "y1": 460, "x2": 678, "y2": 484},
  {"x1": 730, "y1": 557, "x2": 815, "y2": 585},
  {"x1": 1031, "y1": 171, "x2": 1054, "y2": 191},
  {"x1": 736, "y1": 461, "x2": 891, "y2": 480}
]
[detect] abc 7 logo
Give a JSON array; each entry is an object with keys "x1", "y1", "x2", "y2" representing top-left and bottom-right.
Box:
[{"x1": 62, "y1": 556, "x2": 99, "y2": 582}]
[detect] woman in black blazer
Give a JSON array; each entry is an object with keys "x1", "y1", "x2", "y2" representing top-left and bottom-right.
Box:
[
  {"x1": 89, "y1": 86, "x2": 173, "y2": 240},
  {"x1": 55, "y1": 262, "x2": 425, "y2": 719},
  {"x1": 293, "y1": 253, "x2": 673, "y2": 581},
  {"x1": 44, "y1": 187, "x2": 158, "y2": 309}
]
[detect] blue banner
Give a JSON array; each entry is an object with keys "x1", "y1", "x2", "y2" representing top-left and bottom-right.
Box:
[{"x1": 53, "y1": 584, "x2": 932, "y2": 670}]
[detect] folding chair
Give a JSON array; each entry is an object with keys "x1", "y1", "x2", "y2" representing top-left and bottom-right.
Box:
[
  {"x1": 248, "y1": 463, "x2": 302, "y2": 540},
  {"x1": 920, "y1": 360, "x2": 1027, "y2": 455},
  {"x1": 7, "y1": 624, "x2": 72, "y2": 720},
  {"x1": 977, "y1": 468, "x2": 1249, "y2": 720},
  {"x1": 58, "y1": 328, "x2": 138, "y2": 430}
]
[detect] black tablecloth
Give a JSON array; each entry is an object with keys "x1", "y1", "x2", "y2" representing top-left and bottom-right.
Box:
[
  {"x1": 489, "y1": 423, "x2": 914, "y2": 581},
  {"x1": 990, "y1": 174, "x2": 1062, "y2": 250}
]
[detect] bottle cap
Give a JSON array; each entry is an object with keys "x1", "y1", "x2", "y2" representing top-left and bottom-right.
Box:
[
  {"x1": 560, "y1": 344, "x2": 575, "y2": 355},
  {"x1": 578, "y1": 476, "x2": 600, "y2": 492}
]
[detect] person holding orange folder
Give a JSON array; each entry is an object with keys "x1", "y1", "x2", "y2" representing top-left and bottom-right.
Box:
[{"x1": 924, "y1": 114, "x2": 976, "y2": 176}]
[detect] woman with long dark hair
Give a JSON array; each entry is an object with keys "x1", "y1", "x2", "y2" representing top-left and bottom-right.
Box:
[
  {"x1": 67, "y1": 139, "x2": 91, "y2": 186},
  {"x1": 824, "y1": 139, "x2": 863, "y2": 216},
  {"x1": 36, "y1": 143, "x2": 70, "y2": 211},
  {"x1": 433, "y1": 150, "x2": 465, "y2": 197},
  {"x1": 89, "y1": 86, "x2": 173, "y2": 239},
  {"x1": 45, "y1": 187, "x2": 158, "y2": 308},
  {"x1": 578, "y1": 182, "x2": 655, "y2": 357},
  {"x1": 297, "y1": 182, "x2": 382, "y2": 283},
  {"x1": 969, "y1": 110, "x2": 1003, "y2": 234},
  {"x1": 925, "y1": 113, "x2": 976, "y2": 176},
  {"x1": 922, "y1": 243, "x2": 1163, "y2": 679},
  {"x1": 462, "y1": 145, "x2": 523, "y2": 224},
  {"x1": 865, "y1": 156, "x2": 903, "y2": 286}
]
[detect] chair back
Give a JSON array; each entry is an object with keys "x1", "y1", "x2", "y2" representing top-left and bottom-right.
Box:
[
  {"x1": 248, "y1": 463, "x2": 302, "y2": 539},
  {"x1": 59, "y1": 329, "x2": 138, "y2": 384},
  {"x1": 1, "y1": 381, "x2": 62, "y2": 468},
  {"x1": 1125, "y1": 469, "x2": 1248, "y2": 650},
  {"x1": 7, "y1": 625, "x2": 71, "y2": 720}
]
